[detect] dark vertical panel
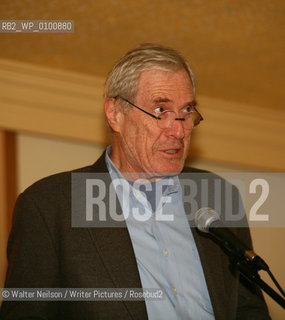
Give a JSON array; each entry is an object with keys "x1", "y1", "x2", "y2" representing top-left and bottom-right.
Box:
[
  {"x1": 4, "y1": 131, "x2": 18, "y2": 231},
  {"x1": 0, "y1": 130, "x2": 17, "y2": 293}
]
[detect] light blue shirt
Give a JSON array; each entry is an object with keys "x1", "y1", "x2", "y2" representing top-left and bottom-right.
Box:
[{"x1": 105, "y1": 146, "x2": 214, "y2": 320}]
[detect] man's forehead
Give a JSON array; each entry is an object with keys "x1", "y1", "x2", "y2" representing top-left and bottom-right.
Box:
[
  {"x1": 138, "y1": 68, "x2": 190, "y2": 81},
  {"x1": 136, "y1": 69, "x2": 194, "y2": 100}
]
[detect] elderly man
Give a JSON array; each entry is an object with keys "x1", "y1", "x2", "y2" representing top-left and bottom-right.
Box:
[{"x1": 0, "y1": 44, "x2": 270, "y2": 319}]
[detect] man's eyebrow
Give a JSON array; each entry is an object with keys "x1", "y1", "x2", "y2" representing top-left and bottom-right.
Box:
[
  {"x1": 152, "y1": 98, "x2": 197, "y2": 107},
  {"x1": 188, "y1": 99, "x2": 197, "y2": 107},
  {"x1": 153, "y1": 97, "x2": 172, "y2": 104}
]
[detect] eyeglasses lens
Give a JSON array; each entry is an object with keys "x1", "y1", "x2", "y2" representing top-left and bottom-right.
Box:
[{"x1": 156, "y1": 111, "x2": 201, "y2": 129}]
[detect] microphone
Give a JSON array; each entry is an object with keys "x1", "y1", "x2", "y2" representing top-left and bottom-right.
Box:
[{"x1": 195, "y1": 207, "x2": 269, "y2": 271}]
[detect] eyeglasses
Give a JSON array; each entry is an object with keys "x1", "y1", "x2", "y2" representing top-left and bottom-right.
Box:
[{"x1": 115, "y1": 95, "x2": 203, "y2": 130}]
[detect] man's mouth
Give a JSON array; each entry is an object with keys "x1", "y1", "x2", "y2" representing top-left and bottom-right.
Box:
[{"x1": 162, "y1": 149, "x2": 181, "y2": 154}]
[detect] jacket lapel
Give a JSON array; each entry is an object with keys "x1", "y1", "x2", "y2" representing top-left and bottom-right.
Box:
[{"x1": 87, "y1": 152, "x2": 148, "y2": 319}]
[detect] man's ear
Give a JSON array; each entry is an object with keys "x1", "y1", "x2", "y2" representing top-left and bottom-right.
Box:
[{"x1": 104, "y1": 98, "x2": 123, "y2": 132}]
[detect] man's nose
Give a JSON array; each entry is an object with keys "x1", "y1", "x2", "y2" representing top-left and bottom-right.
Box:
[{"x1": 165, "y1": 119, "x2": 187, "y2": 139}]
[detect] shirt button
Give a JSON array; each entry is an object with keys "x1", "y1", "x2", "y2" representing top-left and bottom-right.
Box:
[
  {"x1": 173, "y1": 287, "x2": 177, "y2": 294},
  {"x1": 163, "y1": 250, "x2": 169, "y2": 256}
]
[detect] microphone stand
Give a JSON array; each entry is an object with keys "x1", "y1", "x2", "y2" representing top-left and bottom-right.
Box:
[
  {"x1": 234, "y1": 258, "x2": 285, "y2": 309},
  {"x1": 209, "y1": 230, "x2": 285, "y2": 308},
  {"x1": 194, "y1": 207, "x2": 285, "y2": 308}
]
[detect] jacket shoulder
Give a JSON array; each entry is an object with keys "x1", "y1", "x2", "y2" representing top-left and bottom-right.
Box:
[{"x1": 21, "y1": 151, "x2": 107, "y2": 198}]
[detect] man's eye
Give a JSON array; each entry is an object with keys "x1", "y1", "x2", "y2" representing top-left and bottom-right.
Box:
[
  {"x1": 154, "y1": 107, "x2": 165, "y2": 114},
  {"x1": 183, "y1": 106, "x2": 194, "y2": 113}
]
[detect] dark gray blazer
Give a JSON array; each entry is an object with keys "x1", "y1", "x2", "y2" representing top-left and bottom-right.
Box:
[{"x1": 0, "y1": 152, "x2": 270, "y2": 319}]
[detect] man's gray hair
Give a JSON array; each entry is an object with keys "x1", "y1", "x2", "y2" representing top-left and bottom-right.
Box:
[{"x1": 104, "y1": 43, "x2": 196, "y2": 102}]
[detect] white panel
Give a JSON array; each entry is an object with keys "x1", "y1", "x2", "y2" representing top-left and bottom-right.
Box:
[{"x1": 17, "y1": 133, "x2": 105, "y2": 193}]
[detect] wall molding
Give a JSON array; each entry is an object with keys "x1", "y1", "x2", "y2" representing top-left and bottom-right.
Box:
[{"x1": 0, "y1": 58, "x2": 284, "y2": 170}]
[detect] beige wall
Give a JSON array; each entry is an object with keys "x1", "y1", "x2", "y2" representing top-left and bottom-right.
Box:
[
  {"x1": 17, "y1": 133, "x2": 105, "y2": 193},
  {"x1": 1, "y1": 58, "x2": 284, "y2": 172}
]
